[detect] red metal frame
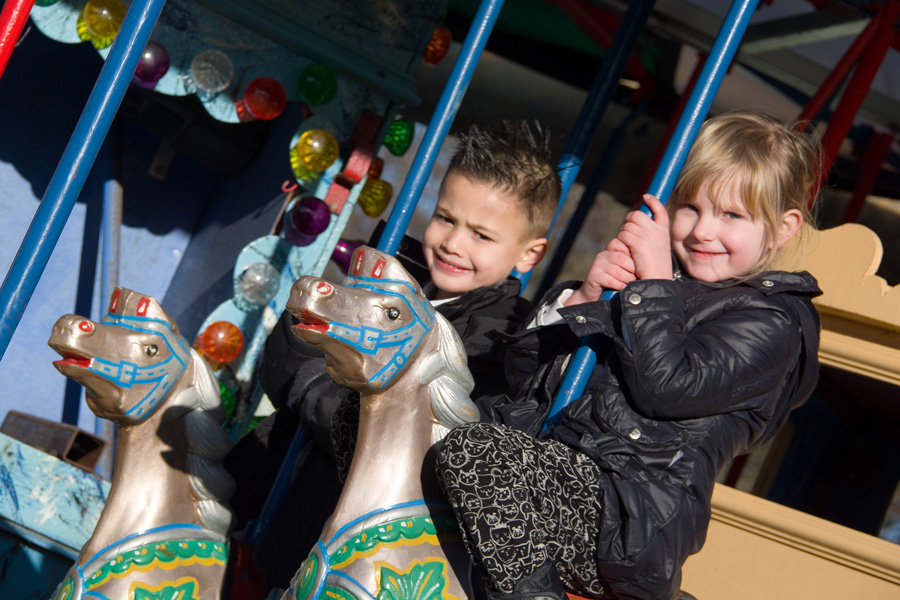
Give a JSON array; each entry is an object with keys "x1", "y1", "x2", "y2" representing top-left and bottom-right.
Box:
[
  {"x1": 795, "y1": 10, "x2": 883, "y2": 126},
  {"x1": 815, "y1": 1, "x2": 900, "y2": 200},
  {"x1": 841, "y1": 131, "x2": 895, "y2": 224},
  {"x1": 0, "y1": 0, "x2": 36, "y2": 80}
]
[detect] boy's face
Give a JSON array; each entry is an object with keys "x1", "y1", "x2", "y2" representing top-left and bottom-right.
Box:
[
  {"x1": 670, "y1": 177, "x2": 768, "y2": 282},
  {"x1": 423, "y1": 172, "x2": 546, "y2": 300}
]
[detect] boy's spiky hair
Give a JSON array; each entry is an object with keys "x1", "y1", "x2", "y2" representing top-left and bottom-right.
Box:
[{"x1": 448, "y1": 120, "x2": 561, "y2": 239}]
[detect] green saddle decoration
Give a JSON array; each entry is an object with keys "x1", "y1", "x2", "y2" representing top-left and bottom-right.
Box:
[
  {"x1": 133, "y1": 578, "x2": 199, "y2": 600},
  {"x1": 331, "y1": 515, "x2": 458, "y2": 567},
  {"x1": 377, "y1": 561, "x2": 453, "y2": 600},
  {"x1": 294, "y1": 512, "x2": 462, "y2": 600},
  {"x1": 85, "y1": 539, "x2": 228, "y2": 590}
]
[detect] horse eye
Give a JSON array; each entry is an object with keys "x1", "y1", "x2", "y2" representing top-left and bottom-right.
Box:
[
  {"x1": 145, "y1": 345, "x2": 158, "y2": 357},
  {"x1": 386, "y1": 307, "x2": 401, "y2": 320}
]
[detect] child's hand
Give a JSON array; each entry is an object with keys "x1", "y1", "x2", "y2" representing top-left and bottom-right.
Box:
[
  {"x1": 565, "y1": 238, "x2": 635, "y2": 306},
  {"x1": 617, "y1": 194, "x2": 673, "y2": 280}
]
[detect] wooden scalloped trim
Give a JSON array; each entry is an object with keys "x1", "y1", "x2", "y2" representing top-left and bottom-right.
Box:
[
  {"x1": 774, "y1": 223, "x2": 900, "y2": 333},
  {"x1": 681, "y1": 484, "x2": 900, "y2": 598}
]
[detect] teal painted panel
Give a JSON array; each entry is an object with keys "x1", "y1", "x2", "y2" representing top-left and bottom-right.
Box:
[
  {"x1": 199, "y1": 172, "x2": 364, "y2": 440},
  {"x1": 0, "y1": 433, "x2": 108, "y2": 558},
  {"x1": 0, "y1": 531, "x2": 71, "y2": 600},
  {"x1": 29, "y1": 0, "x2": 444, "y2": 121}
]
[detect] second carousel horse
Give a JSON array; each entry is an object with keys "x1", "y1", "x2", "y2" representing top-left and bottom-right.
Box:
[
  {"x1": 281, "y1": 247, "x2": 480, "y2": 600},
  {"x1": 47, "y1": 288, "x2": 234, "y2": 600}
]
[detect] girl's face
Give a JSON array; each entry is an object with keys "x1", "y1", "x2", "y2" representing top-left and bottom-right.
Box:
[{"x1": 670, "y1": 177, "x2": 769, "y2": 283}]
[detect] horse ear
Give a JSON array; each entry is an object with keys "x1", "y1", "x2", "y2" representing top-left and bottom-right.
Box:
[
  {"x1": 107, "y1": 287, "x2": 182, "y2": 338},
  {"x1": 345, "y1": 246, "x2": 426, "y2": 299}
]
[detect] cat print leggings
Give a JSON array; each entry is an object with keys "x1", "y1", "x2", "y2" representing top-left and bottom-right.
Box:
[{"x1": 436, "y1": 422, "x2": 608, "y2": 598}]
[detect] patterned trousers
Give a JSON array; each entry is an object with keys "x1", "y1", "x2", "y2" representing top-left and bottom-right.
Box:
[{"x1": 436, "y1": 422, "x2": 608, "y2": 598}]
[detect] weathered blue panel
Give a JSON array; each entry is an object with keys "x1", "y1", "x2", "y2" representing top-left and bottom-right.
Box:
[{"x1": 0, "y1": 433, "x2": 108, "y2": 559}]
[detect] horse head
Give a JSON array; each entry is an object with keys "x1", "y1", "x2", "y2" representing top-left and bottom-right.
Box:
[
  {"x1": 287, "y1": 247, "x2": 475, "y2": 426},
  {"x1": 48, "y1": 288, "x2": 194, "y2": 424}
]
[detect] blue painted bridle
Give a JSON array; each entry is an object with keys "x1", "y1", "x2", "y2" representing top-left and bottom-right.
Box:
[
  {"x1": 324, "y1": 272, "x2": 434, "y2": 389},
  {"x1": 87, "y1": 308, "x2": 191, "y2": 422}
]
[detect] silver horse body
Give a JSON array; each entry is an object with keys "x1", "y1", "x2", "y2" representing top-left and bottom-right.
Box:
[
  {"x1": 47, "y1": 288, "x2": 233, "y2": 600},
  {"x1": 282, "y1": 247, "x2": 479, "y2": 600}
]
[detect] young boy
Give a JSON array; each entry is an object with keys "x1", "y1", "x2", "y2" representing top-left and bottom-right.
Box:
[{"x1": 225, "y1": 119, "x2": 561, "y2": 589}]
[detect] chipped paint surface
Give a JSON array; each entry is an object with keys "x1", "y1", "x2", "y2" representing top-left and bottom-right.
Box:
[{"x1": 0, "y1": 434, "x2": 108, "y2": 554}]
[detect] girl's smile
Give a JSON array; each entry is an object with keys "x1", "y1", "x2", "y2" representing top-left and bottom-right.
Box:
[{"x1": 670, "y1": 177, "x2": 768, "y2": 283}]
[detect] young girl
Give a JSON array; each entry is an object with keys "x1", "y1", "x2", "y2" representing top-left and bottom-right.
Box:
[{"x1": 435, "y1": 111, "x2": 824, "y2": 600}]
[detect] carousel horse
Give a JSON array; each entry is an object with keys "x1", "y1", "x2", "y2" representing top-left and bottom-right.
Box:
[
  {"x1": 281, "y1": 247, "x2": 480, "y2": 600},
  {"x1": 47, "y1": 288, "x2": 234, "y2": 600}
]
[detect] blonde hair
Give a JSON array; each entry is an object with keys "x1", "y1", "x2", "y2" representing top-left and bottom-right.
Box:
[{"x1": 670, "y1": 110, "x2": 822, "y2": 275}]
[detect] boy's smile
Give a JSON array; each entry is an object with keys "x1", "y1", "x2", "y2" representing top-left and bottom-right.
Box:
[
  {"x1": 670, "y1": 178, "x2": 768, "y2": 283},
  {"x1": 423, "y1": 172, "x2": 545, "y2": 300}
]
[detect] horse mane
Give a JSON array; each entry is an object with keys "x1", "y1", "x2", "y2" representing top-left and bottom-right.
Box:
[
  {"x1": 421, "y1": 312, "x2": 480, "y2": 445},
  {"x1": 169, "y1": 347, "x2": 235, "y2": 536}
]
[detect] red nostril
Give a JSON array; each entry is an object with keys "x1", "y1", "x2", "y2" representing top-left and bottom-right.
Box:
[
  {"x1": 316, "y1": 282, "x2": 333, "y2": 296},
  {"x1": 79, "y1": 321, "x2": 93, "y2": 332}
]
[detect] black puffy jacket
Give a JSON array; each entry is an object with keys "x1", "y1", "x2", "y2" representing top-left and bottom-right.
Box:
[{"x1": 479, "y1": 270, "x2": 822, "y2": 600}]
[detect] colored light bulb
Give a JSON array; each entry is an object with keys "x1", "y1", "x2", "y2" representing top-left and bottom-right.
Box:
[
  {"x1": 83, "y1": 0, "x2": 126, "y2": 40},
  {"x1": 190, "y1": 49, "x2": 234, "y2": 95},
  {"x1": 134, "y1": 40, "x2": 170, "y2": 85},
  {"x1": 368, "y1": 157, "x2": 384, "y2": 179},
  {"x1": 283, "y1": 196, "x2": 330, "y2": 247},
  {"x1": 290, "y1": 196, "x2": 331, "y2": 236},
  {"x1": 35, "y1": 0, "x2": 60, "y2": 6},
  {"x1": 236, "y1": 262, "x2": 280, "y2": 306},
  {"x1": 292, "y1": 129, "x2": 339, "y2": 172},
  {"x1": 384, "y1": 117, "x2": 414, "y2": 156},
  {"x1": 424, "y1": 26, "x2": 452, "y2": 65},
  {"x1": 201, "y1": 321, "x2": 244, "y2": 363},
  {"x1": 244, "y1": 77, "x2": 287, "y2": 120},
  {"x1": 332, "y1": 239, "x2": 366, "y2": 273},
  {"x1": 357, "y1": 178, "x2": 393, "y2": 218},
  {"x1": 289, "y1": 156, "x2": 318, "y2": 183},
  {"x1": 296, "y1": 64, "x2": 338, "y2": 106}
]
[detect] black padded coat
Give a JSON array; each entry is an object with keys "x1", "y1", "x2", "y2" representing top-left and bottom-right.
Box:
[{"x1": 478, "y1": 270, "x2": 822, "y2": 600}]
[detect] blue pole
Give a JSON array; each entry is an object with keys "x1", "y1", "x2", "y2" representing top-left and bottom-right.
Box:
[
  {"x1": 376, "y1": 0, "x2": 505, "y2": 255},
  {"x1": 517, "y1": 0, "x2": 656, "y2": 288},
  {"x1": 247, "y1": 0, "x2": 504, "y2": 557},
  {"x1": 0, "y1": 0, "x2": 166, "y2": 359},
  {"x1": 534, "y1": 103, "x2": 645, "y2": 301},
  {"x1": 545, "y1": 0, "x2": 760, "y2": 428}
]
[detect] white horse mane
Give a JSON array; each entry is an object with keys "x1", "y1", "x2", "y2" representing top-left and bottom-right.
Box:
[
  {"x1": 170, "y1": 347, "x2": 235, "y2": 535},
  {"x1": 420, "y1": 312, "x2": 480, "y2": 445}
]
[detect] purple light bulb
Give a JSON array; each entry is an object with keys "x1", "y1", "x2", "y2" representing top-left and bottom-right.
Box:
[
  {"x1": 290, "y1": 196, "x2": 330, "y2": 236},
  {"x1": 284, "y1": 196, "x2": 331, "y2": 246},
  {"x1": 134, "y1": 40, "x2": 170, "y2": 86}
]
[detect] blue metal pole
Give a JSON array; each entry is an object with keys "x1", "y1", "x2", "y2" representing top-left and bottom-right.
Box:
[
  {"x1": 376, "y1": 0, "x2": 505, "y2": 255},
  {"x1": 0, "y1": 0, "x2": 166, "y2": 359},
  {"x1": 545, "y1": 0, "x2": 760, "y2": 428},
  {"x1": 534, "y1": 103, "x2": 645, "y2": 302},
  {"x1": 517, "y1": 0, "x2": 656, "y2": 288}
]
